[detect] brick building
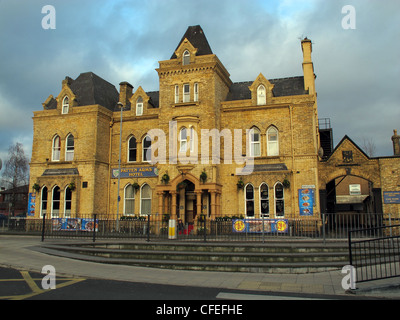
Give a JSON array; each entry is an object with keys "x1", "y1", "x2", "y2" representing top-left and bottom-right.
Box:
[{"x1": 28, "y1": 25, "x2": 400, "y2": 223}]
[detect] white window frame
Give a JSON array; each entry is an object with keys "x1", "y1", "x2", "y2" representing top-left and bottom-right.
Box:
[
  {"x1": 194, "y1": 83, "x2": 199, "y2": 102},
  {"x1": 257, "y1": 85, "x2": 266, "y2": 106},
  {"x1": 40, "y1": 186, "x2": 48, "y2": 218},
  {"x1": 142, "y1": 135, "x2": 152, "y2": 162},
  {"x1": 136, "y1": 97, "x2": 143, "y2": 116},
  {"x1": 183, "y1": 84, "x2": 190, "y2": 103},
  {"x1": 274, "y1": 182, "x2": 285, "y2": 217},
  {"x1": 124, "y1": 184, "x2": 135, "y2": 215},
  {"x1": 128, "y1": 136, "x2": 137, "y2": 162},
  {"x1": 52, "y1": 135, "x2": 61, "y2": 161},
  {"x1": 267, "y1": 126, "x2": 279, "y2": 156},
  {"x1": 51, "y1": 185, "x2": 60, "y2": 218},
  {"x1": 179, "y1": 127, "x2": 187, "y2": 153},
  {"x1": 65, "y1": 134, "x2": 74, "y2": 161},
  {"x1": 175, "y1": 85, "x2": 179, "y2": 103},
  {"x1": 259, "y1": 183, "x2": 269, "y2": 217},
  {"x1": 64, "y1": 186, "x2": 72, "y2": 217},
  {"x1": 62, "y1": 96, "x2": 69, "y2": 114},
  {"x1": 183, "y1": 50, "x2": 190, "y2": 66},
  {"x1": 249, "y1": 128, "x2": 261, "y2": 157},
  {"x1": 245, "y1": 183, "x2": 255, "y2": 218},
  {"x1": 140, "y1": 183, "x2": 152, "y2": 216}
]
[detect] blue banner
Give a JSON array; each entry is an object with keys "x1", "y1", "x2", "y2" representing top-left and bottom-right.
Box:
[
  {"x1": 232, "y1": 219, "x2": 289, "y2": 233},
  {"x1": 52, "y1": 218, "x2": 98, "y2": 231},
  {"x1": 299, "y1": 188, "x2": 315, "y2": 216},
  {"x1": 112, "y1": 167, "x2": 159, "y2": 178},
  {"x1": 28, "y1": 193, "x2": 36, "y2": 217}
]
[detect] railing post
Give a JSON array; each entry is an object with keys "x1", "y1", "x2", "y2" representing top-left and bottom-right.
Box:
[
  {"x1": 147, "y1": 214, "x2": 150, "y2": 242},
  {"x1": 322, "y1": 213, "x2": 326, "y2": 244},
  {"x1": 348, "y1": 229, "x2": 353, "y2": 266},
  {"x1": 41, "y1": 213, "x2": 46, "y2": 242},
  {"x1": 204, "y1": 215, "x2": 207, "y2": 243},
  {"x1": 93, "y1": 214, "x2": 97, "y2": 243}
]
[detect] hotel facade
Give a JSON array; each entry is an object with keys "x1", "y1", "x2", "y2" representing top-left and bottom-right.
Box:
[{"x1": 28, "y1": 26, "x2": 400, "y2": 225}]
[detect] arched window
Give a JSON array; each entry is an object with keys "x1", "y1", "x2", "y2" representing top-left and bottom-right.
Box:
[
  {"x1": 179, "y1": 127, "x2": 187, "y2": 152},
  {"x1": 142, "y1": 135, "x2": 151, "y2": 162},
  {"x1": 245, "y1": 184, "x2": 255, "y2": 218},
  {"x1": 124, "y1": 184, "x2": 135, "y2": 215},
  {"x1": 194, "y1": 83, "x2": 199, "y2": 102},
  {"x1": 249, "y1": 128, "x2": 261, "y2": 157},
  {"x1": 51, "y1": 186, "x2": 60, "y2": 218},
  {"x1": 128, "y1": 136, "x2": 137, "y2": 162},
  {"x1": 189, "y1": 126, "x2": 195, "y2": 152},
  {"x1": 62, "y1": 96, "x2": 69, "y2": 114},
  {"x1": 64, "y1": 186, "x2": 72, "y2": 217},
  {"x1": 136, "y1": 97, "x2": 143, "y2": 116},
  {"x1": 183, "y1": 50, "x2": 190, "y2": 65},
  {"x1": 260, "y1": 183, "x2": 269, "y2": 217},
  {"x1": 52, "y1": 135, "x2": 60, "y2": 161},
  {"x1": 140, "y1": 184, "x2": 151, "y2": 215},
  {"x1": 65, "y1": 134, "x2": 74, "y2": 161},
  {"x1": 257, "y1": 85, "x2": 266, "y2": 105},
  {"x1": 267, "y1": 127, "x2": 279, "y2": 156},
  {"x1": 175, "y1": 85, "x2": 179, "y2": 103},
  {"x1": 275, "y1": 182, "x2": 284, "y2": 217},
  {"x1": 40, "y1": 186, "x2": 48, "y2": 217}
]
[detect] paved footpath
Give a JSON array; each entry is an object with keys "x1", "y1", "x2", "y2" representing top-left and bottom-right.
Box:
[{"x1": 0, "y1": 235, "x2": 399, "y2": 299}]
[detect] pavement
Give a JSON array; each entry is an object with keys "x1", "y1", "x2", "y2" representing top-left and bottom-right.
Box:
[{"x1": 1, "y1": 235, "x2": 400, "y2": 300}]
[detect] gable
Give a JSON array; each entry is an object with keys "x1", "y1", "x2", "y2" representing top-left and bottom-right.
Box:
[{"x1": 325, "y1": 135, "x2": 370, "y2": 164}]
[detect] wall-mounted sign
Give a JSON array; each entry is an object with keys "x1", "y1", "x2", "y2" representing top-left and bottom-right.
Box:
[
  {"x1": 28, "y1": 193, "x2": 36, "y2": 217},
  {"x1": 383, "y1": 191, "x2": 400, "y2": 204},
  {"x1": 232, "y1": 219, "x2": 288, "y2": 234},
  {"x1": 112, "y1": 167, "x2": 159, "y2": 179},
  {"x1": 299, "y1": 188, "x2": 315, "y2": 216}
]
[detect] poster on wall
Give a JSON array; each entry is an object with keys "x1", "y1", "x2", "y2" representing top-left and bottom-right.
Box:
[
  {"x1": 52, "y1": 218, "x2": 98, "y2": 231},
  {"x1": 299, "y1": 188, "x2": 315, "y2": 216},
  {"x1": 28, "y1": 193, "x2": 36, "y2": 217},
  {"x1": 232, "y1": 219, "x2": 288, "y2": 233}
]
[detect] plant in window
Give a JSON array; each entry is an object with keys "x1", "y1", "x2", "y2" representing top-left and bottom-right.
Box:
[
  {"x1": 131, "y1": 182, "x2": 140, "y2": 192},
  {"x1": 177, "y1": 181, "x2": 187, "y2": 190},
  {"x1": 32, "y1": 183, "x2": 40, "y2": 192},
  {"x1": 200, "y1": 170, "x2": 207, "y2": 183}
]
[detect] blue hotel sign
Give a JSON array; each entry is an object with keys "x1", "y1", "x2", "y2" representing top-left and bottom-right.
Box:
[
  {"x1": 383, "y1": 192, "x2": 400, "y2": 204},
  {"x1": 112, "y1": 167, "x2": 159, "y2": 179}
]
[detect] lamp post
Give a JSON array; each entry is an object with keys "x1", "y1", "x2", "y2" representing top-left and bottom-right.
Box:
[{"x1": 116, "y1": 102, "x2": 123, "y2": 231}]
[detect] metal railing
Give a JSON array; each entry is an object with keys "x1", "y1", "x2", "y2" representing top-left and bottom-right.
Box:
[
  {"x1": 3, "y1": 212, "x2": 397, "y2": 243},
  {"x1": 349, "y1": 224, "x2": 400, "y2": 283}
]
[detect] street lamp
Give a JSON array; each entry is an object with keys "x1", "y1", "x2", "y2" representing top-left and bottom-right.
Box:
[{"x1": 116, "y1": 101, "x2": 124, "y2": 231}]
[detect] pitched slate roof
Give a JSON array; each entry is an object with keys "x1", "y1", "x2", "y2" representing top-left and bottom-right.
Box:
[
  {"x1": 226, "y1": 76, "x2": 308, "y2": 101},
  {"x1": 171, "y1": 25, "x2": 213, "y2": 59}
]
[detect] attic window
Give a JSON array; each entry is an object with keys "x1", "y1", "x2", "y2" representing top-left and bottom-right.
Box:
[
  {"x1": 257, "y1": 85, "x2": 266, "y2": 105},
  {"x1": 136, "y1": 97, "x2": 143, "y2": 116},
  {"x1": 62, "y1": 96, "x2": 69, "y2": 114},
  {"x1": 183, "y1": 50, "x2": 190, "y2": 65}
]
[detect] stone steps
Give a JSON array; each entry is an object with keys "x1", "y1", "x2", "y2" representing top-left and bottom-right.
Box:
[{"x1": 37, "y1": 240, "x2": 351, "y2": 274}]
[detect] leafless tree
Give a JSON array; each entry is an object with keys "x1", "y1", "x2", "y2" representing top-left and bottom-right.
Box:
[{"x1": 362, "y1": 137, "x2": 376, "y2": 158}]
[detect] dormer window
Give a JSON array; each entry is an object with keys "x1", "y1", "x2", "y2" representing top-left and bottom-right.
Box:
[
  {"x1": 257, "y1": 85, "x2": 266, "y2": 105},
  {"x1": 62, "y1": 96, "x2": 69, "y2": 114},
  {"x1": 183, "y1": 50, "x2": 190, "y2": 65},
  {"x1": 136, "y1": 97, "x2": 143, "y2": 116}
]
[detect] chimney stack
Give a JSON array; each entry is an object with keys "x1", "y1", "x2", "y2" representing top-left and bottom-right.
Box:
[
  {"x1": 119, "y1": 81, "x2": 133, "y2": 108},
  {"x1": 392, "y1": 130, "x2": 400, "y2": 156},
  {"x1": 301, "y1": 38, "x2": 316, "y2": 95}
]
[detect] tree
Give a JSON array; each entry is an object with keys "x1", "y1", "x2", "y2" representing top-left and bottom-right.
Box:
[
  {"x1": 1, "y1": 143, "x2": 29, "y2": 216},
  {"x1": 362, "y1": 138, "x2": 376, "y2": 158}
]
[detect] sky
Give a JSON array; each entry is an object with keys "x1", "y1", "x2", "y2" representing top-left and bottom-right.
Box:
[{"x1": 0, "y1": 0, "x2": 399, "y2": 173}]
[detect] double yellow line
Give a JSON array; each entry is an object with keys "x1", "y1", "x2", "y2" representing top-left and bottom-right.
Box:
[{"x1": 0, "y1": 270, "x2": 85, "y2": 300}]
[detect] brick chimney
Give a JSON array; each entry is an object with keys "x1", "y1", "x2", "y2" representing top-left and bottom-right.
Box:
[
  {"x1": 119, "y1": 81, "x2": 133, "y2": 107},
  {"x1": 301, "y1": 38, "x2": 316, "y2": 95},
  {"x1": 392, "y1": 129, "x2": 400, "y2": 156}
]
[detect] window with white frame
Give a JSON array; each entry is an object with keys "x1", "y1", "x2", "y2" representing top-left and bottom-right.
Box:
[
  {"x1": 65, "y1": 134, "x2": 74, "y2": 161},
  {"x1": 249, "y1": 128, "x2": 261, "y2": 157},
  {"x1": 179, "y1": 127, "x2": 187, "y2": 152},
  {"x1": 142, "y1": 135, "x2": 152, "y2": 162},
  {"x1": 40, "y1": 186, "x2": 48, "y2": 217},
  {"x1": 128, "y1": 136, "x2": 137, "y2": 162},
  {"x1": 183, "y1": 84, "x2": 190, "y2": 103},
  {"x1": 257, "y1": 85, "x2": 266, "y2": 105},
  {"x1": 260, "y1": 183, "x2": 269, "y2": 217},
  {"x1": 183, "y1": 50, "x2": 190, "y2": 65},
  {"x1": 136, "y1": 97, "x2": 143, "y2": 116},
  {"x1": 175, "y1": 85, "x2": 179, "y2": 103},
  {"x1": 124, "y1": 184, "x2": 135, "y2": 215},
  {"x1": 194, "y1": 83, "x2": 199, "y2": 102},
  {"x1": 51, "y1": 186, "x2": 60, "y2": 218},
  {"x1": 275, "y1": 182, "x2": 284, "y2": 217},
  {"x1": 245, "y1": 184, "x2": 255, "y2": 218},
  {"x1": 141, "y1": 184, "x2": 151, "y2": 215},
  {"x1": 189, "y1": 126, "x2": 195, "y2": 152},
  {"x1": 52, "y1": 135, "x2": 61, "y2": 161},
  {"x1": 62, "y1": 96, "x2": 69, "y2": 114},
  {"x1": 267, "y1": 127, "x2": 279, "y2": 156},
  {"x1": 64, "y1": 186, "x2": 72, "y2": 217}
]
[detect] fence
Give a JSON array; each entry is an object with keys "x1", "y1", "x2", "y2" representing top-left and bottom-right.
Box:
[
  {"x1": 348, "y1": 224, "x2": 400, "y2": 283},
  {"x1": 2, "y1": 212, "x2": 398, "y2": 242}
]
